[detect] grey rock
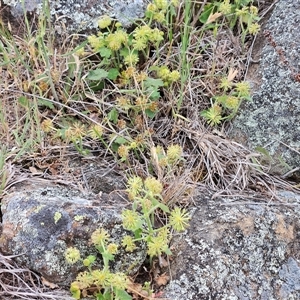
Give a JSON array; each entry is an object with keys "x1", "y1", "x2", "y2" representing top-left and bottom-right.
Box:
[
  {"x1": 229, "y1": 0, "x2": 300, "y2": 177},
  {"x1": 0, "y1": 181, "x2": 146, "y2": 287},
  {"x1": 3, "y1": 0, "x2": 148, "y2": 33},
  {"x1": 164, "y1": 191, "x2": 300, "y2": 300}
]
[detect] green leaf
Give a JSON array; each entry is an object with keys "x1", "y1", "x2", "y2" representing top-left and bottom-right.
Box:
[
  {"x1": 214, "y1": 95, "x2": 228, "y2": 105},
  {"x1": 115, "y1": 288, "x2": 132, "y2": 300},
  {"x1": 255, "y1": 146, "x2": 271, "y2": 159},
  {"x1": 242, "y1": 95, "x2": 252, "y2": 101},
  {"x1": 90, "y1": 81, "x2": 105, "y2": 91},
  {"x1": 157, "y1": 202, "x2": 170, "y2": 213},
  {"x1": 18, "y1": 96, "x2": 29, "y2": 108},
  {"x1": 149, "y1": 90, "x2": 160, "y2": 101},
  {"x1": 107, "y1": 68, "x2": 120, "y2": 80},
  {"x1": 99, "y1": 47, "x2": 112, "y2": 58},
  {"x1": 38, "y1": 99, "x2": 55, "y2": 110},
  {"x1": 111, "y1": 143, "x2": 119, "y2": 152},
  {"x1": 97, "y1": 292, "x2": 112, "y2": 300},
  {"x1": 120, "y1": 47, "x2": 130, "y2": 57},
  {"x1": 134, "y1": 228, "x2": 143, "y2": 239},
  {"x1": 107, "y1": 107, "x2": 118, "y2": 124},
  {"x1": 164, "y1": 247, "x2": 173, "y2": 256},
  {"x1": 199, "y1": 4, "x2": 215, "y2": 24},
  {"x1": 88, "y1": 69, "x2": 109, "y2": 81},
  {"x1": 102, "y1": 252, "x2": 115, "y2": 262},
  {"x1": 145, "y1": 108, "x2": 157, "y2": 119},
  {"x1": 114, "y1": 136, "x2": 128, "y2": 145},
  {"x1": 86, "y1": 255, "x2": 96, "y2": 264},
  {"x1": 67, "y1": 55, "x2": 77, "y2": 79},
  {"x1": 144, "y1": 78, "x2": 164, "y2": 89},
  {"x1": 148, "y1": 66, "x2": 160, "y2": 72},
  {"x1": 71, "y1": 290, "x2": 81, "y2": 300}
]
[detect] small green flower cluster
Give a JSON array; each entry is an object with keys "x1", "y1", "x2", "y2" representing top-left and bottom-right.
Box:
[
  {"x1": 122, "y1": 171, "x2": 190, "y2": 258},
  {"x1": 156, "y1": 66, "x2": 180, "y2": 86},
  {"x1": 87, "y1": 13, "x2": 165, "y2": 67},
  {"x1": 201, "y1": 74, "x2": 251, "y2": 126},
  {"x1": 145, "y1": 0, "x2": 179, "y2": 24},
  {"x1": 65, "y1": 228, "x2": 130, "y2": 300},
  {"x1": 65, "y1": 170, "x2": 190, "y2": 299},
  {"x1": 154, "y1": 144, "x2": 183, "y2": 168},
  {"x1": 41, "y1": 119, "x2": 105, "y2": 156},
  {"x1": 217, "y1": 0, "x2": 261, "y2": 35}
]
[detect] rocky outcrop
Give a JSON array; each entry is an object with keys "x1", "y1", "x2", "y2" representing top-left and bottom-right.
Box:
[
  {"x1": 229, "y1": 0, "x2": 300, "y2": 178},
  {"x1": 0, "y1": 181, "x2": 146, "y2": 287},
  {"x1": 2, "y1": 0, "x2": 147, "y2": 33},
  {"x1": 165, "y1": 190, "x2": 300, "y2": 300}
]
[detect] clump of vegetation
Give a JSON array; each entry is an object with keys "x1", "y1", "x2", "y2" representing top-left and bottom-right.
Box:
[
  {"x1": 201, "y1": 69, "x2": 251, "y2": 125},
  {"x1": 0, "y1": 0, "x2": 283, "y2": 299},
  {"x1": 66, "y1": 159, "x2": 190, "y2": 299}
]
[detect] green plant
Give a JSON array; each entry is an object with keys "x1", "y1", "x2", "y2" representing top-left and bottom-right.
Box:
[
  {"x1": 65, "y1": 232, "x2": 131, "y2": 300},
  {"x1": 65, "y1": 145, "x2": 190, "y2": 299},
  {"x1": 122, "y1": 175, "x2": 190, "y2": 258},
  {"x1": 201, "y1": 70, "x2": 251, "y2": 126}
]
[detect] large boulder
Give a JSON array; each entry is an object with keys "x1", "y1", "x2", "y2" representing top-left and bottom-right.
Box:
[
  {"x1": 229, "y1": 0, "x2": 300, "y2": 178},
  {"x1": 0, "y1": 180, "x2": 146, "y2": 287},
  {"x1": 2, "y1": 0, "x2": 147, "y2": 33},
  {"x1": 165, "y1": 190, "x2": 300, "y2": 299}
]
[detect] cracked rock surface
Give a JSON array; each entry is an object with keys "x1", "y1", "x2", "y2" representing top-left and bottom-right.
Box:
[
  {"x1": 0, "y1": 179, "x2": 146, "y2": 287},
  {"x1": 165, "y1": 191, "x2": 300, "y2": 300},
  {"x1": 229, "y1": 0, "x2": 300, "y2": 177},
  {"x1": 3, "y1": 0, "x2": 147, "y2": 33}
]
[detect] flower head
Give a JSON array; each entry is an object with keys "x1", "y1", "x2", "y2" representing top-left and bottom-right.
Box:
[
  {"x1": 107, "y1": 243, "x2": 118, "y2": 255},
  {"x1": 219, "y1": 77, "x2": 232, "y2": 91},
  {"x1": 88, "y1": 124, "x2": 103, "y2": 140},
  {"x1": 157, "y1": 66, "x2": 170, "y2": 81},
  {"x1": 153, "y1": 12, "x2": 166, "y2": 23},
  {"x1": 134, "y1": 25, "x2": 152, "y2": 40},
  {"x1": 114, "y1": 29, "x2": 128, "y2": 44},
  {"x1": 117, "y1": 144, "x2": 129, "y2": 159},
  {"x1": 127, "y1": 176, "x2": 143, "y2": 196},
  {"x1": 201, "y1": 104, "x2": 222, "y2": 126},
  {"x1": 218, "y1": 0, "x2": 232, "y2": 15},
  {"x1": 106, "y1": 33, "x2": 122, "y2": 51},
  {"x1": 249, "y1": 5, "x2": 258, "y2": 17},
  {"x1": 91, "y1": 269, "x2": 111, "y2": 287},
  {"x1": 122, "y1": 235, "x2": 137, "y2": 252},
  {"x1": 110, "y1": 272, "x2": 129, "y2": 290},
  {"x1": 144, "y1": 177, "x2": 163, "y2": 195},
  {"x1": 147, "y1": 3, "x2": 157, "y2": 13},
  {"x1": 170, "y1": 207, "x2": 191, "y2": 232},
  {"x1": 41, "y1": 119, "x2": 54, "y2": 133},
  {"x1": 149, "y1": 28, "x2": 164, "y2": 44},
  {"x1": 65, "y1": 247, "x2": 81, "y2": 264},
  {"x1": 248, "y1": 23, "x2": 261, "y2": 35},
  {"x1": 88, "y1": 35, "x2": 106, "y2": 51},
  {"x1": 147, "y1": 235, "x2": 167, "y2": 257},
  {"x1": 171, "y1": 0, "x2": 179, "y2": 7},
  {"x1": 154, "y1": 0, "x2": 168, "y2": 10},
  {"x1": 77, "y1": 271, "x2": 94, "y2": 288},
  {"x1": 132, "y1": 38, "x2": 147, "y2": 50},
  {"x1": 122, "y1": 209, "x2": 143, "y2": 231},
  {"x1": 224, "y1": 96, "x2": 239, "y2": 110},
  {"x1": 167, "y1": 144, "x2": 182, "y2": 164},
  {"x1": 124, "y1": 52, "x2": 139, "y2": 66},
  {"x1": 98, "y1": 15, "x2": 112, "y2": 29},
  {"x1": 169, "y1": 70, "x2": 180, "y2": 82},
  {"x1": 235, "y1": 81, "x2": 250, "y2": 97},
  {"x1": 91, "y1": 228, "x2": 109, "y2": 246}
]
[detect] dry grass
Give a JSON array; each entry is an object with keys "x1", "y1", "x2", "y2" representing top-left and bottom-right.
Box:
[
  {"x1": 0, "y1": 253, "x2": 72, "y2": 299},
  {"x1": 0, "y1": 0, "x2": 299, "y2": 298}
]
